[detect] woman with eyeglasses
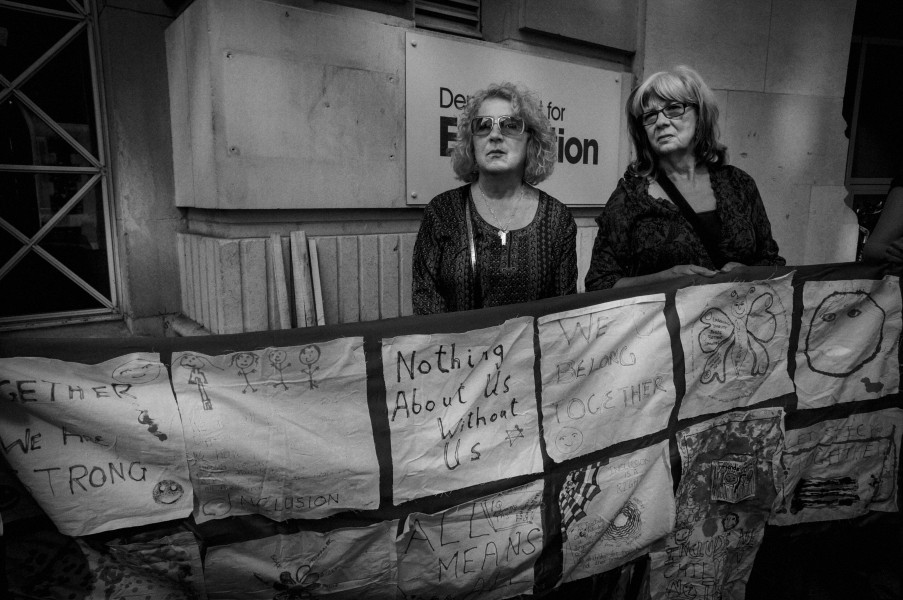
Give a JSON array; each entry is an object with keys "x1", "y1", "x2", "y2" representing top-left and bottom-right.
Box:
[
  {"x1": 412, "y1": 82, "x2": 577, "y2": 314},
  {"x1": 585, "y1": 66, "x2": 784, "y2": 291}
]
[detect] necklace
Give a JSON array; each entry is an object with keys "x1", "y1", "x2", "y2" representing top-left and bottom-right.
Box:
[{"x1": 477, "y1": 182, "x2": 523, "y2": 246}]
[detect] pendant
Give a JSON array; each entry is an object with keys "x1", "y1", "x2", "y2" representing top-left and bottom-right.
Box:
[{"x1": 499, "y1": 230, "x2": 508, "y2": 246}]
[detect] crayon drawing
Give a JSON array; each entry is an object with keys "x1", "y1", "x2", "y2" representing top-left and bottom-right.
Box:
[
  {"x1": 0, "y1": 353, "x2": 191, "y2": 536},
  {"x1": 203, "y1": 521, "x2": 397, "y2": 599},
  {"x1": 560, "y1": 441, "x2": 675, "y2": 583},
  {"x1": 171, "y1": 339, "x2": 379, "y2": 523},
  {"x1": 396, "y1": 480, "x2": 543, "y2": 600},
  {"x1": 650, "y1": 408, "x2": 783, "y2": 600},
  {"x1": 539, "y1": 294, "x2": 675, "y2": 461},
  {"x1": 771, "y1": 408, "x2": 903, "y2": 525},
  {"x1": 383, "y1": 317, "x2": 542, "y2": 504},
  {"x1": 795, "y1": 278, "x2": 901, "y2": 408},
  {"x1": 676, "y1": 276, "x2": 794, "y2": 420}
]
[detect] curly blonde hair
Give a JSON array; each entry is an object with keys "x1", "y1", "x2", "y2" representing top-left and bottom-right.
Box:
[{"x1": 450, "y1": 82, "x2": 557, "y2": 185}]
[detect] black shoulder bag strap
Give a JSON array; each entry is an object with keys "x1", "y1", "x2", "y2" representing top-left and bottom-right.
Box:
[{"x1": 655, "y1": 171, "x2": 724, "y2": 268}]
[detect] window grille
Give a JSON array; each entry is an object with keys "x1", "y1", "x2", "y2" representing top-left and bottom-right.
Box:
[
  {"x1": 0, "y1": 0, "x2": 117, "y2": 327},
  {"x1": 414, "y1": 0, "x2": 481, "y2": 38}
]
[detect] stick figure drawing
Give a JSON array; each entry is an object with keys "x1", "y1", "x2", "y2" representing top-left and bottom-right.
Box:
[
  {"x1": 179, "y1": 353, "x2": 216, "y2": 410},
  {"x1": 299, "y1": 345, "x2": 321, "y2": 390},
  {"x1": 231, "y1": 352, "x2": 260, "y2": 394},
  {"x1": 698, "y1": 285, "x2": 778, "y2": 384},
  {"x1": 267, "y1": 349, "x2": 291, "y2": 390}
]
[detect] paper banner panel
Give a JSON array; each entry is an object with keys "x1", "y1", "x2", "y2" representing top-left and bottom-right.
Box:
[
  {"x1": 171, "y1": 338, "x2": 379, "y2": 522},
  {"x1": 650, "y1": 408, "x2": 784, "y2": 600},
  {"x1": 396, "y1": 479, "x2": 544, "y2": 600},
  {"x1": 539, "y1": 295, "x2": 675, "y2": 461},
  {"x1": 383, "y1": 317, "x2": 542, "y2": 504},
  {"x1": 676, "y1": 276, "x2": 795, "y2": 420},
  {"x1": 795, "y1": 277, "x2": 902, "y2": 409},
  {"x1": 771, "y1": 408, "x2": 902, "y2": 525},
  {"x1": 204, "y1": 521, "x2": 398, "y2": 599},
  {"x1": 560, "y1": 440, "x2": 675, "y2": 583},
  {"x1": 0, "y1": 353, "x2": 191, "y2": 536}
]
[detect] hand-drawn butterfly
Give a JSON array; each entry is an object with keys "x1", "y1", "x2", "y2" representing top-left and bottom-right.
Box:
[{"x1": 698, "y1": 285, "x2": 778, "y2": 384}]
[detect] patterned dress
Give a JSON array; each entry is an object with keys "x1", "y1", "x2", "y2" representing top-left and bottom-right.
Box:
[
  {"x1": 585, "y1": 165, "x2": 785, "y2": 291},
  {"x1": 412, "y1": 184, "x2": 577, "y2": 314}
]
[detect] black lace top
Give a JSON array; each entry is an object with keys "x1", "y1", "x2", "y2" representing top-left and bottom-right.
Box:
[
  {"x1": 585, "y1": 165, "x2": 785, "y2": 291},
  {"x1": 412, "y1": 184, "x2": 578, "y2": 314}
]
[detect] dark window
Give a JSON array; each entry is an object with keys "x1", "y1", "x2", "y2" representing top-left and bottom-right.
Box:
[{"x1": 0, "y1": 0, "x2": 116, "y2": 324}]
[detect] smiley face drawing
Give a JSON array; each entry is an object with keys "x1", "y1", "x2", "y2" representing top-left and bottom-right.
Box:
[
  {"x1": 152, "y1": 480, "x2": 184, "y2": 504},
  {"x1": 555, "y1": 427, "x2": 584, "y2": 456},
  {"x1": 202, "y1": 497, "x2": 232, "y2": 517},
  {"x1": 805, "y1": 291, "x2": 886, "y2": 377},
  {"x1": 299, "y1": 345, "x2": 320, "y2": 365},
  {"x1": 268, "y1": 349, "x2": 288, "y2": 367},
  {"x1": 112, "y1": 359, "x2": 162, "y2": 385}
]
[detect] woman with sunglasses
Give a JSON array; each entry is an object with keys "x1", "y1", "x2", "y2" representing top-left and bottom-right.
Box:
[
  {"x1": 585, "y1": 66, "x2": 784, "y2": 291},
  {"x1": 412, "y1": 82, "x2": 577, "y2": 314}
]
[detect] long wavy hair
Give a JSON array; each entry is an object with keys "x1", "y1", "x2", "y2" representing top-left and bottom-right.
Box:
[
  {"x1": 451, "y1": 82, "x2": 557, "y2": 185},
  {"x1": 626, "y1": 65, "x2": 727, "y2": 178}
]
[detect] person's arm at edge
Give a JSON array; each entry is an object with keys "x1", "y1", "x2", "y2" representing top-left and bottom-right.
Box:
[{"x1": 862, "y1": 186, "x2": 903, "y2": 265}]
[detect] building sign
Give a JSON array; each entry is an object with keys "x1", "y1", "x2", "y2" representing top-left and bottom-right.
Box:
[{"x1": 405, "y1": 31, "x2": 626, "y2": 206}]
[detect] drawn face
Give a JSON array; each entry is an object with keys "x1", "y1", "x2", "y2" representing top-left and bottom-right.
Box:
[
  {"x1": 113, "y1": 359, "x2": 162, "y2": 384},
  {"x1": 570, "y1": 520, "x2": 594, "y2": 551},
  {"x1": 299, "y1": 345, "x2": 321, "y2": 365},
  {"x1": 233, "y1": 352, "x2": 258, "y2": 370},
  {"x1": 491, "y1": 499, "x2": 504, "y2": 516},
  {"x1": 806, "y1": 291, "x2": 885, "y2": 376},
  {"x1": 152, "y1": 480, "x2": 184, "y2": 504},
  {"x1": 673, "y1": 526, "x2": 692, "y2": 544},
  {"x1": 722, "y1": 512, "x2": 739, "y2": 531},
  {"x1": 180, "y1": 354, "x2": 204, "y2": 369},
  {"x1": 268, "y1": 349, "x2": 287, "y2": 366},
  {"x1": 555, "y1": 427, "x2": 584, "y2": 455},
  {"x1": 202, "y1": 497, "x2": 231, "y2": 517},
  {"x1": 729, "y1": 286, "x2": 756, "y2": 319}
]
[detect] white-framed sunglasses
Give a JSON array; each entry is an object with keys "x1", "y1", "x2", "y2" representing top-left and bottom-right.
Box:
[{"x1": 470, "y1": 115, "x2": 527, "y2": 137}]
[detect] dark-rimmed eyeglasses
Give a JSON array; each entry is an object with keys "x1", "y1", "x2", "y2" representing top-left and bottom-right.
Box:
[
  {"x1": 640, "y1": 102, "x2": 695, "y2": 127},
  {"x1": 470, "y1": 115, "x2": 527, "y2": 137}
]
